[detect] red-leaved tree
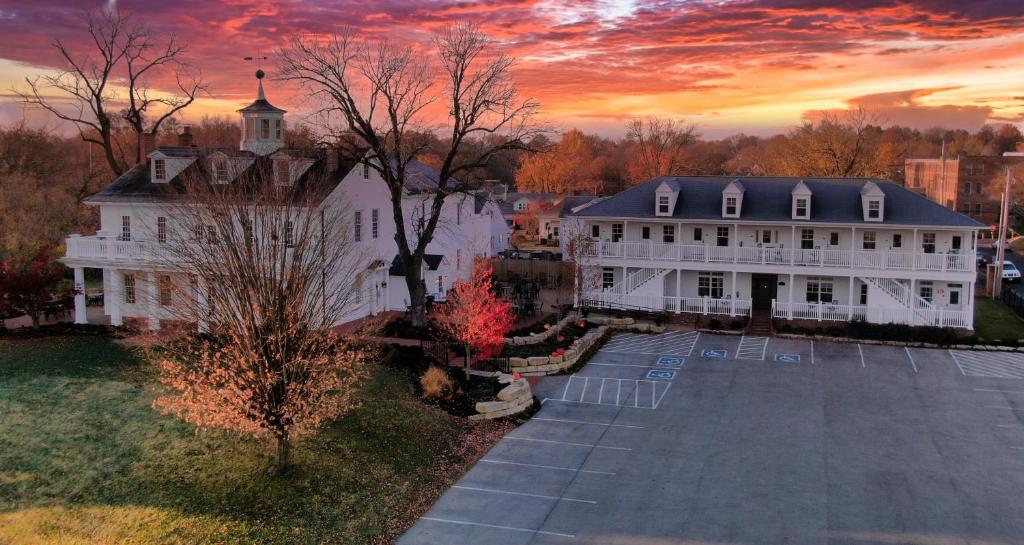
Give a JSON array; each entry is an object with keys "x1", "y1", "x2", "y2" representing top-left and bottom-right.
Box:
[
  {"x1": 433, "y1": 261, "x2": 514, "y2": 369},
  {"x1": 0, "y1": 244, "x2": 67, "y2": 328}
]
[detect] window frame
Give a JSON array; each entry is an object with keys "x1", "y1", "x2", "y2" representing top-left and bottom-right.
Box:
[
  {"x1": 862, "y1": 231, "x2": 876, "y2": 250},
  {"x1": 716, "y1": 226, "x2": 729, "y2": 247},
  {"x1": 602, "y1": 268, "x2": 615, "y2": 289},
  {"x1": 658, "y1": 195, "x2": 670, "y2": 214},
  {"x1": 260, "y1": 118, "x2": 271, "y2": 139},
  {"x1": 353, "y1": 211, "x2": 362, "y2": 243},
  {"x1": 662, "y1": 225, "x2": 675, "y2": 244},
  {"x1": 157, "y1": 216, "x2": 167, "y2": 244},
  {"x1": 795, "y1": 197, "x2": 808, "y2": 218},
  {"x1": 806, "y1": 276, "x2": 834, "y2": 303},
  {"x1": 697, "y1": 272, "x2": 724, "y2": 299},
  {"x1": 121, "y1": 215, "x2": 131, "y2": 241},
  {"x1": 153, "y1": 159, "x2": 166, "y2": 181},
  {"x1": 800, "y1": 228, "x2": 814, "y2": 250},
  {"x1": 867, "y1": 200, "x2": 881, "y2": 219},
  {"x1": 892, "y1": 233, "x2": 902, "y2": 248},
  {"x1": 158, "y1": 275, "x2": 172, "y2": 306},
  {"x1": 724, "y1": 196, "x2": 737, "y2": 216},
  {"x1": 829, "y1": 232, "x2": 839, "y2": 246},
  {"x1": 123, "y1": 274, "x2": 136, "y2": 305},
  {"x1": 371, "y1": 209, "x2": 379, "y2": 239},
  {"x1": 214, "y1": 159, "x2": 229, "y2": 183},
  {"x1": 612, "y1": 223, "x2": 623, "y2": 243},
  {"x1": 921, "y1": 232, "x2": 936, "y2": 254},
  {"x1": 693, "y1": 227, "x2": 703, "y2": 242},
  {"x1": 641, "y1": 226, "x2": 650, "y2": 240}
]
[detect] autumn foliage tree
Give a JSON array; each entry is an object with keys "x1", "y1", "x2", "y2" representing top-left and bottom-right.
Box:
[
  {"x1": 150, "y1": 162, "x2": 368, "y2": 475},
  {"x1": 432, "y1": 262, "x2": 514, "y2": 369},
  {"x1": 0, "y1": 244, "x2": 67, "y2": 328}
]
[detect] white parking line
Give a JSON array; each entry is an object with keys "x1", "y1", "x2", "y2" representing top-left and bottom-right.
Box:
[
  {"x1": 976, "y1": 388, "x2": 1024, "y2": 394},
  {"x1": 950, "y1": 350, "x2": 1024, "y2": 379},
  {"x1": 985, "y1": 406, "x2": 1024, "y2": 411},
  {"x1": 857, "y1": 344, "x2": 865, "y2": 368},
  {"x1": 531, "y1": 417, "x2": 645, "y2": 429},
  {"x1": 504, "y1": 436, "x2": 633, "y2": 451},
  {"x1": 420, "y1": 517, "x2": 575, "y2": 539},
  {"x1": 556, "y1": 375, "x2": 671, "y2": 409},
  {"x1": 737, "y1": 336, "x2": 769, "y2": 361},
  {"x1": 588, "y1": 362, "x2": 655, "y2": 368},
  {"x1": 810, "y1": 340, "x2": 815, "y2": 365},
  {"x1": 948, "y1": 349, "x2": 967, "y2": 376},
  {"x1": 452, "y1": 485, "x2": 596, "y2": 504},
  {"x1": 478, "y1": 459, "x2": 615, "y2": 475},
  {"x1": 602, "y1": 330, "x2": 700, "y2": 357},
  {"x1": 905, "y1": 347, "x2": 918, "y2": 374}
]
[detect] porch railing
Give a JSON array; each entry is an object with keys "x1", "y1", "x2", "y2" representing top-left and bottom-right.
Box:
[
  {"x1": 583, "y1": 240, "x2": 974, "y2": 273},
  {"x1": 584, "y1": 290, "x2": 752, "y2": 317},
  {"x1": 771, "y1": 300, "x2": 971, "y2": 328}
]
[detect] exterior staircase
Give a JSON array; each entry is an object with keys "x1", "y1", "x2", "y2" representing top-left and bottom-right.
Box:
[
  {"x1": 747, "y1": 312, "x2": 773, "y2": 335},
  {"x1": 860, "y1": 276, "x2": 934, "y2": 324},
  {"x1": 597, "y1": 267, "x2": 671, "y2": 309}
]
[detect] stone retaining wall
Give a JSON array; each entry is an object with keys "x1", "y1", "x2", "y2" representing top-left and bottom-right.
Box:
[
  {"x1": 505, "y1": 318, "x2": 666, "y2": 376},
  {"x1": 470, "y1": 375, "x2": 534, "y2": 420},
  {"x1": 506, "y1": 313, "x2": 579, "y2": 345}
]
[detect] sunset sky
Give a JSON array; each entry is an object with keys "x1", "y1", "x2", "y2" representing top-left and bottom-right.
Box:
[{"x1": 1, "y1": 0, "x2": 1022, "y2": 138}]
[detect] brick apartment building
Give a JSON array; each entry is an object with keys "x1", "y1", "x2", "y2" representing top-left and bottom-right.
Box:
[{"x1": 905, "y1": 153, "x2": 1024, "y2": 226}]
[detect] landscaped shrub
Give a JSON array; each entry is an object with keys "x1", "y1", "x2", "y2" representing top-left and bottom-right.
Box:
[
  {"x1": 708, "y1": 319, "x2": 722, "y2": 330},
  {"x1": 845, "y1": 319, "x2": 960, "y2": 346},
  {"x1": 420, "y1": 366, "x2": 455, "y2": 400}
]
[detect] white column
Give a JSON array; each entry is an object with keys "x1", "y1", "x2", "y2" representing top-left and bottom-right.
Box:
[
  {"x1": 147, "y1": 271, "x2": 161, "y2": 330},
  {"x1": 848, "y1": 276, "x2": 854, "y2": 320},
  {"x1": 676, "y1": 269, "x2": 682, "y2": 313},
  {"x1": 196, "y1": 275, "x2": 209, "y2": 333},
  {"x1": 909, "y1": 278, "x2": 916, "y2": 326},
  {"x1": 73, "y1": 267, "x2": 88, "y2": 324},
  {"x1": 730, "y1": 270, "x2": 737, "y2": 316},
  {"x1": 788, "y1": 272, "x2": 795, "y2": 319},
  {"x1": 850, "y1": 227, "x2": 857, "y2": 267},
  {"x1": 967, "y1": 281, "x2": 975, "y2": 330},
  {"x1": 107, "y1": 269, "x2": 123, "y2": 327},
  {"x1": 790, "y1": 226, "x2": 796, "y2": 265}
]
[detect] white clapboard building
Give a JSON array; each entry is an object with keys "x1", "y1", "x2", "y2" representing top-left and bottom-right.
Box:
[
  {"x1": 61, "y1": 74, "x2": 509, "y2": 329},
  {"x1": 572, "y1": 176, "x2": 984, "y2": 330}
]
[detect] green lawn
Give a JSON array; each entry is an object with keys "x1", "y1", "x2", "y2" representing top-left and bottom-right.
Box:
[
  {"x1": 0, "y1": 334, "x2": 505, "y2": 544},
  {"x1": 974, "y1": 297, "x2": 1024, "y2": 342}
]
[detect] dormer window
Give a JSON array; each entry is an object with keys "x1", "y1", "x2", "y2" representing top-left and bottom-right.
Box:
[
  {"x1": 658, "y1": 195, "x2": 670, "y2": 214},
  {"x1": 274, "y1": 159, "x2": 290, "y2": 185},
  {"x1": 721, "y1": 179, "x2": 744, "y2": 218},
  {"x1": 154, "y1": 159, "x2": 166, "y2": 181},
  {"x1": 214, "y1": 159, "x2": 229, "y2": 183},
  {"x1": 795, "y1": 198, "x2": 808, "y2": 218},
  {"x1": 363, "y1": 163, "x2": 370, "y2": 179},
  {"x1": 860, "y1": 181, "x2": 885, "y2": 222}
]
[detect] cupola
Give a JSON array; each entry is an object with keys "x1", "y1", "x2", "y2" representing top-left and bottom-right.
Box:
[{"x1": 239, "y1": 69, "x2": 286, "y2": 156}]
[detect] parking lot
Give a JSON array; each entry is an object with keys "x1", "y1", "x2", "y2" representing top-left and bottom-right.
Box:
[{"x1": 399, "y1": 331, "x2": 1024, "y2": 545}]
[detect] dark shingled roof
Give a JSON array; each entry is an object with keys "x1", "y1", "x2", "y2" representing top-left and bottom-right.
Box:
[
  {"x1": 388, "y1": 254, "x2": 444, "y2": 276},
  {"x1": 237, "y1": 98, "x2": 286, "y2": 113},
  {"x1": 85, "y1": 148, "x2": 359, "y2": 204},
  {"x1": 574, "y1": 176, "x2": 985, "y2": 228}
]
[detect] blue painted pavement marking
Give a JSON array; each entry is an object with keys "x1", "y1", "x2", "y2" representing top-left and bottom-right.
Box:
[
  {"x1": 774, "y1": 353, "x2": 801, "y2": 363},
  {"x1": 646, "y1": 370, "x2": 676, "y2": 380},
  {"x1": 656, "y1": 356, "x2": 684, "y2": 367},
  {"x1": 702, "y1": 349, "x2": 727, "y2": 358}
]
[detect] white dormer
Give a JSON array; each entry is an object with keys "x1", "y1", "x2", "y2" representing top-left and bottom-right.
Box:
[
  {"x1": 207, "y1": 152, "x2": 233, "y2": 184},
  {"x1": 655, "y1": 181, "x2": 679, "y2": 217},
  {"x1": 860, "y1": 181, "x2": 885, "y2": 222},
  {"x1": 721, "y1": 179, "x2": 744, "y2": 218},
  {"x1": 791, "y1": 180, "x2": 812, "y2": 220},
  {"x1": 149, "y1": 151, "x2": 194, "y2": 184},
  {"x1": 271, "y1": 152, "x2": 292, "y2": 186}
]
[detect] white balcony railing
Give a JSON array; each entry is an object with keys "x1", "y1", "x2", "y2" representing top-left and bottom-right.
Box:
[
  {"x1": 65, "y1": 235, "x2": 164, "y2": 263},
  {"x1": 771, "y1": 300, "x2": 971, "y2": 329},
  {"x1": 583, "y1": 290, "x2": 752, "y2": 317},
  {"x1": 582, "y1": 240, "x2": 974, "y2": 273}
]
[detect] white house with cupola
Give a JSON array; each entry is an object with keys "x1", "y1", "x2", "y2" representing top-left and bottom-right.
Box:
[
  {"x1": 572, "y1": 176, "x2": 984, "y2": 331},
  {"x1": 60, "y1": 72, "x2": 509, "y2": 330}
]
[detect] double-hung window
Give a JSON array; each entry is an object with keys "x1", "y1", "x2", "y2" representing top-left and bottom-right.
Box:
[
  {"x1": 157, "y1": 217, "x2": 167, "y2": 243},
  {"x1": 795, "y1": 198, "x2": 808, "y2": 218},
  {"x1": 284, "y1": 221, "x2": 295, "y2": 248},
  {"x1": 153, "y1": 159, "x2": 166, "y2": 181},
  {"x1": 697, "y1": 272, "x2": 724, "y2": 298},
  {"x1": 612, "y1": 223, "x2": 623, "y2": 243},
  {"x1": 215, "y1": 160, "x2": 229, "y2": 183},
  {"x1": 123, "y1": 274, "x2": 136, "y2": 304},
  {"x1": 919, "y1": 282, "x2": 934, "y2": 304},
  {"x1": 354, "y1": 211, "x2": 362, "y2": 243},
  {"x1": 658, "y1": 195, "x2": 670, "y2": 214},
  {"x1": 922, "y1": 233, "x2": 936, "y2": 254},
  {"x1": 725, "y1": 197, "x2": 737, "y2": 216},
  {"x1": 121, "y1": 216, "x2": 131, "y2": 241},
  {"x1": 663, "y1": 225, "x2": 675, "y2": 244},
  {"x1": 862, "y1": 231, "x2": 876, "y2": 250},
  {"x1": 806, "y1": 277, "x2": 833, "y2": 303},
  {"x1": 602, "y1": 268, "x2": 615, "y2": 289},
  {"x1": 868, "y1": 200, "x2": 880, "y2": 219},
  {"x1": 800, "y1": 229, "x2": 814, "y2": 250},
  {"x1": 716, "y1": 226, "x2": 729, "y2": 247},
  {"x1": 371, "y1": 209, "x2": 379, "y2": 239},
  {"x1": 158, "y1": 275, "x2": 172, "y2": 306}
]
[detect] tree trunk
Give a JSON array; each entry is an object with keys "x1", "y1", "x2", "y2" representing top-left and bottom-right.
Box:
[
  {"x1": 405, "y1": 262, "x2": 427, "y2": 328},
  {"x1": 271, "y1": 435, "x2": 290, "y2": 476},
  {"x1": 29, "y1": 312, "x2": 40, "y2": 329},
  {"x1": 465, "y1": 343, "x2": 471, "y2": 370}
]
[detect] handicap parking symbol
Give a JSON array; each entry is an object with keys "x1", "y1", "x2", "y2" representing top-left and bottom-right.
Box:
[
  {"x1": 702, "y1": 349, "x2": 727, "y2": 358},
  {"x1": 774, "y1": 353, "x2": 800, "y2": 363},
  {"x1": 656, "y1": 356, "x2": 684, "y2": 367},
  {"x1": 646, "y1": 370, "x2": 676, "y2": 380}
]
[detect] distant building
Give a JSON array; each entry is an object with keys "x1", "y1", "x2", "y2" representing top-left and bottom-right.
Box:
[{"x1": 905, "y1": 153, "x2": 1024, "y2": 226}]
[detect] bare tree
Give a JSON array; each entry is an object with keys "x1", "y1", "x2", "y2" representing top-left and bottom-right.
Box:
[
  {"x1": 149, "y1": 161, "x2": 369, "y2": 475},
  {"x1": 787, "y1": 108, "x2": 884, "y2": 177},
  {"x1": 279, "y1": 23, "x2": 543, "y2": 326},
  {"x1": 19, "y1": 8, "x2": 206, "y2": 175},
  {"x1": 626, "y1": 117, "x2": 698, "y2": 183}
]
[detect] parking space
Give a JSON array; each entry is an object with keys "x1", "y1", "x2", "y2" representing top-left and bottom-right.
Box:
[{"x1": 400, "y1": 331, "x2": 1024, "y2": 545}]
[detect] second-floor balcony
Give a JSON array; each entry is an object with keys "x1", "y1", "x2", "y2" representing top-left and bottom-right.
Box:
[
  {"x1": 581, "y1": 240, "x2": 975, "y2": 273},
  {"x1": 64, "y1": 235, "x2": 158, "y2": 263}
]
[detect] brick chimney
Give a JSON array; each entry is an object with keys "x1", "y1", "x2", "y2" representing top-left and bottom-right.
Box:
[
  {"x1": 140, "y1": 132, "x2": 156, "y2": 163},
  {"x1": 177, "y1": 126, "x2": 194, "y2": 148}
]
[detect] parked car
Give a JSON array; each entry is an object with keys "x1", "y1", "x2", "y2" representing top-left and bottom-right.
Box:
[{"x1": 1001, "y1": 261, "x2": 1021, "y2": 283}]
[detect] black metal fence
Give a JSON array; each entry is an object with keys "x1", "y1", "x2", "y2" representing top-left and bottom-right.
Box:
[
  {"x1": 420, "y1": 338, "x2": 450, "y2": 366},
  {"x1": 1002, "y1": 289, "x2": 1024, "y2": 319}
]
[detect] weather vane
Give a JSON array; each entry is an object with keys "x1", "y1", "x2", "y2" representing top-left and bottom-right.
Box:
[{"x1": 243, "y1": 52, "x2": 269, "y2": 78}]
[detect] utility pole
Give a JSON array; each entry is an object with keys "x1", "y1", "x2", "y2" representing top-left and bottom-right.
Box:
[
  {"x1": 939, "y1": 139, "x2": 947, "y2": 208},
  {"x1": 994, "y1": 166, "x2": 1012, "y2": 298}
]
